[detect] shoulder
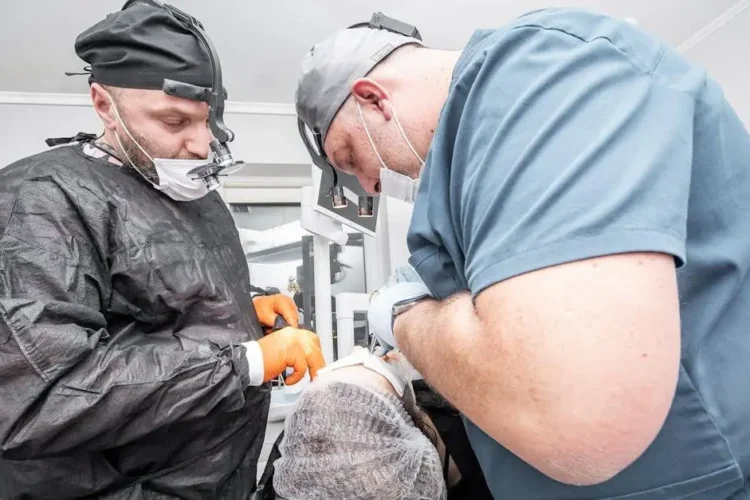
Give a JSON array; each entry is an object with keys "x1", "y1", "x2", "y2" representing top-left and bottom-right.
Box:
[
  {"x1": 3, "y1": 145, "x2": 87, "y2": 175},
  {"x1": 0, "y1": 146, "x2": 130, "y2": 235},
  {"x1": 454, "y1": 8, "x2": 666, "y2": 91},
  {"x1": 0, "y1": 148, "x2": 83, "y2": 227},
  {"x1": 1, "y1": 145, "x2": 136, "y2": 203},
  {"x1": 3, "y1": 145, "x2": 95, "y2": 184}
]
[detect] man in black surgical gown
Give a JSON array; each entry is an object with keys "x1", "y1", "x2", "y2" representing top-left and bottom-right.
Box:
[{"x1": 0, "y1": 2, "x2": 325, "y2": 498}]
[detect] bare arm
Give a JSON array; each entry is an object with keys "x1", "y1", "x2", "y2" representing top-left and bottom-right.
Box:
[{"x1": 395, "y1": 252, "x2": 681, "y2": 485}]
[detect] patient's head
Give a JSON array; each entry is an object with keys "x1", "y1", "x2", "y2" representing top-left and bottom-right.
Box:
[{"x1": 273, "y1": 347, "x2": 447, "y2": 500}]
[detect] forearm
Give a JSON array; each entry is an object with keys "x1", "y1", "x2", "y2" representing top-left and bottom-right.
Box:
[
  {"x1": 394, "y1": 292, "x2": 645, "y2": 485},
  {"x1": 396, "y1": 293, "x2": 596, "y2": 483},
  {"x1": 394, "y1": 293, "x2": 495, "y2": 422},
  {"x1": 393, "y1": 292, "x2": 536, "y2": 440}
]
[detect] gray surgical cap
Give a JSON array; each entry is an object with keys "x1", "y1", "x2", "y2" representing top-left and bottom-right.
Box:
[
  {"x1": 295, "y1": 18, "x2": 423, "y2": 143},
  {"x1": 273, "y1": 381, "x2": 447, "y2": 500}
]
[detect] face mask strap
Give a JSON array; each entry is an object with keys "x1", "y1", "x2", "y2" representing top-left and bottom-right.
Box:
[
  {"x1": 356, "y1": 100, "x2": 425, "y2": 182},
  {"x1": 356, "y1": 101, "x2": 389, "y2": 171},
  {"x1": 390, "y1": 105, "x2": 425, "y2": 167},
  {"x1": 106, "y1": 93, "x2": 158, "y2": 175},
  {"x1": 109, "y1": 122, "x2": 157, "y2": 185}
]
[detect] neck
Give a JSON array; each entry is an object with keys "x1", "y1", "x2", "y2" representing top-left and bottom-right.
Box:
[
  {"x1": 424, "y1": 50, "x2": 462, "y2": 146},
  {"x1": 426, "y1": 49, "x2": 462, "y2": 106},
  {"x1": 92, "y1": 133, "x2": 122, "y2": 164},
  {"x1": 97, "y1": 134, "x2": 116, "y2": 153},
  {"x1": 99, "y1": 130, "x2": 119, "y2": 153}
]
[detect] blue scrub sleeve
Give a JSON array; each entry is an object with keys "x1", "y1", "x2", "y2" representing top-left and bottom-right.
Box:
[{"x1": 455, "y1": 27, "x2": 693, "y2": 295}]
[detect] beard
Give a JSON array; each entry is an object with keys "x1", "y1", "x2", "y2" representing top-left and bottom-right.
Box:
[
  {"x1": 112, "y1": 114, "x2": 204, "y2": 184},
  {"x1": 115, "y1": 126, "x2": 159, "y2": 182}
]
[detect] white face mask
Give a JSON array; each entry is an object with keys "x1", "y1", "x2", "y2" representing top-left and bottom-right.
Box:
[
  {"x1": 107, "y1": 93, "x2": 213, "y2": 202},
  {"x1": 356, "y1": 101, "x2": 425, "y2": 204}
]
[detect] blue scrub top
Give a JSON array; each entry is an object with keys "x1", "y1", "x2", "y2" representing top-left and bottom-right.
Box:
[{"x1": 408, "y1": 8, "x2": 750, "y2": 499}]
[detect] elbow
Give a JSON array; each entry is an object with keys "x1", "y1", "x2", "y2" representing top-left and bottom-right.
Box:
[
  {"x1": 534, "y1": 446, "x2": 636, "y2": 487},
  {"x1": 525, "y1": 406, "x2": 672, "y2": 487},
  {"x1": 487, "y1": 387, "x2": 676, "y2": 487}
]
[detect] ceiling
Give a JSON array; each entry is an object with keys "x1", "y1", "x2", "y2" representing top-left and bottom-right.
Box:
[{"x1": 1, "y1": 0, "x2": 744, "y2": 104}]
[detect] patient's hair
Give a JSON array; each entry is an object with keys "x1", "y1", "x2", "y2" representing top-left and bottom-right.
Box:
[
  {"x1": 406, "y1": 380, "x2": 459, "y2": 449},
  {"x1": 405, "y1": 397, "x2": 439, "y2": 445}
]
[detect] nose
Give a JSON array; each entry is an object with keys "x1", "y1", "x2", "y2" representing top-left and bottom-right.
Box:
[
  {"x1": 357, "y1": 174, "x2": 381, "y2": 196},
  {"x1": 185, "y1": 122, "x2": 212, "y2": 159}
]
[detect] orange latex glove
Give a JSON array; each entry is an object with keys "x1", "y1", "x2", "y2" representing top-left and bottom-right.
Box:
[
  {"x1": 257, "y1": 327, "x2": 326, "y2": 385},
  {"x1": 252, "y1": 294, "x2": 299, "y2": 329}
]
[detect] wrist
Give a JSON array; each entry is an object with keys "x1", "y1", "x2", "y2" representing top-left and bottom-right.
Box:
[
  {"x1": 393, "y1": 298, "x2": 433, "y2": 346},
  {"x1": 243, "y1": 341, "x2": 265, "y2": 386}
]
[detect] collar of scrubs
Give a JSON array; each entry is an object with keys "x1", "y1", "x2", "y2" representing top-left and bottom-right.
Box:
[{"x1": 318, "y1": 347, "x2": 409, "y2": 397}]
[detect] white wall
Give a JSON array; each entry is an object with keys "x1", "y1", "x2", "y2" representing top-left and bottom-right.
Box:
[
  {"x1": 0, "y1": 102, "x2": 100, "y2": 168},
  {"x1": 249, "y1": 262, "x2": 301, "y2": 296},
  {"x1": 680, "y1": 7, "x2": 750, "y2": 128}
]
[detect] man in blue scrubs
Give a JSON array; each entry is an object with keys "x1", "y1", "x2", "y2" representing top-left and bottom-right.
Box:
[{"x1": 295, "y1": 9, "x2": 750, "y2": 499}]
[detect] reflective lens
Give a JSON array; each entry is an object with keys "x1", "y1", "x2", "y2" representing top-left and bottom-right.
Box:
[
  {"x1": 332, "y1": 187, "x2": 347, "y2": 208},
  {"x1": 358, "y1": 196, "x2": 374, "y2": 217}
]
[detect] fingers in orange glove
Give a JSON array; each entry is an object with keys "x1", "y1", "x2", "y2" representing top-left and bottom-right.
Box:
[
  {"x1": 257, "y1": 327, "x2": 326, "y2": 385},
  {"x1": 285, "y1": 346, "x2": 326, "y2": 385},
  {"x1": 252, "y1": 294, "x2": 300, "y2": 329}
]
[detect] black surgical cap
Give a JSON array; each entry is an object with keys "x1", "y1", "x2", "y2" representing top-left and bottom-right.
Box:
[{"x1": 74, "y1": 0, "x2": 212, "y2": 90}]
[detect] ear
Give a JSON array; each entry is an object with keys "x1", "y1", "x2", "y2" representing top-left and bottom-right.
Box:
[
  {"x1": 90, "y1": 83, "x2": 118, "y2": 131},
  {"x1": 351, "y1": 78, "x2": 393, "y2": 121}
]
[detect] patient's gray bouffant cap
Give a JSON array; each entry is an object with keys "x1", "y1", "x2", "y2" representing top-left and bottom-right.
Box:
[{"x1": 273, "y1": 381, "x2": 446, "y2": 500}]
